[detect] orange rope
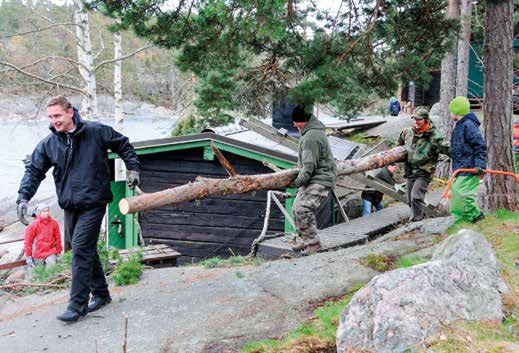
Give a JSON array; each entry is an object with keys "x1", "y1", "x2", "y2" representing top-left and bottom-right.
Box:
[{"x1": 441, "y1": 168, "x2": 519, "y2": 199}]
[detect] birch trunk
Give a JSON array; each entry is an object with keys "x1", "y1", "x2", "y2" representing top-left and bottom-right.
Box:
[
  {"x1": 436, "y1": 0, "x2": 459, "y2": 178},
  {"x1": 114, "y1": 25, "x2": 126, "y2": 181},
  {"x1": 481, "y1": 0, "x2": 516, "y2": 211},
  {"x1": 73, "y1": 0, "x2": 97, "y2": 119},
  {"x1": 119, "y1": 146, "x2": 407, "y2": 214},
  {"x1": 455, "y1": 0, "x2": 472, "y2": 96}
]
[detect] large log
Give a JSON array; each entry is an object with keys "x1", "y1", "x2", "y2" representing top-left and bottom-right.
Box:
[{"x1": 119, "y1": 146, "x2": 407, "y2": 215}]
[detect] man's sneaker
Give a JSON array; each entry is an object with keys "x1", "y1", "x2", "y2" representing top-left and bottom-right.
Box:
[
  {"x1": 473, "y1": 212, "x2": 485, "y2": 223},
  {"x1": 87, "y1": 295, "x2": 112, "y2": 313},
  {"x1": 291, "y1": 242, "x2": 306, "y2": 251},
  {"x1": 302, "y1": 242, "x2": 322, "y2": 255},
  {"x1": 57, "y1": 306, "x2": 87, "y2": 323}
]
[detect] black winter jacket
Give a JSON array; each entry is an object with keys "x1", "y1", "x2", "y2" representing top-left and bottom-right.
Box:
[
  {"x1": 18, "y1": 109, "x2": 140, "y2": 209},
  {"x1": 450, "y1": 112, "x2": 486, "y2": 176}
]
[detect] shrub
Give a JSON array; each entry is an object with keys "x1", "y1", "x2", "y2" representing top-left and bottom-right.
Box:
[{"x1": 112, "y1": 253, "x2": 143, "y2": 286}]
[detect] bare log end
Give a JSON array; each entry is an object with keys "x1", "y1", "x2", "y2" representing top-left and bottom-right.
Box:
[{"x1": 119, "y1": 198, "x2": 130, "y2": 215}]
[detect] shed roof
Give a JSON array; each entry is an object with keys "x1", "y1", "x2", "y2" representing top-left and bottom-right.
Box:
[{"x1": 109, "y1": 132, "x2": 298, "y2": 168}]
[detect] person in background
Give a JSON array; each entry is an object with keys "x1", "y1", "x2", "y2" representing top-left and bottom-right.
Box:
[
  {"x1": 448, "y1": 96, "x2": 487, "y2": 223},
  {"x1": 388, "y1": 97, "x2": 401, "y2": 116},
  {"x1": 17, "y1": 96, "x2": 140, "y2": 322},
  {"x1": 24, "y1": 204, "x2": 62, "y2": 273},
  {"x1": 361, "y1": 164, "x2": 398, "y2": 216},
  {"x1": 290, "y1": 105, "x2": 336, "y2": 254},
  {"x1": 398, "y1": 107, "x2": 449, "y2": 222}
]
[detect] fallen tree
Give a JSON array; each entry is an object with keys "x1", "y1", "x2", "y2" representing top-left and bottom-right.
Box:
[{"x1": 119, "y1": 146, "x2": 407, "y2": 215}]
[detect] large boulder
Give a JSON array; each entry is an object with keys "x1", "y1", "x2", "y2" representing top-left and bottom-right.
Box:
[{"x1": 337, "y1": 229, "x2": 507, "y2": 353}]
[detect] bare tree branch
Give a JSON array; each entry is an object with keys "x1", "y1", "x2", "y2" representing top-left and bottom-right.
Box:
[
  {"x1": 0, "y1": 61, "x2": 86, "y2": 95},
  {"x1": 0, "y1": 56, "x2": 86, "y2": 74},
  {"x1": 36, "y1": 13, "x2": 78, "y2": 39},
  {"x1": 95, "y1": 45, "x2": 153, "y2": 72},
  {"x1": 0, "y1": 22, "x2": 77, "y2": 39},
  {"x1": 0, "y1": 57, "x2": 49, "y2": 73}
]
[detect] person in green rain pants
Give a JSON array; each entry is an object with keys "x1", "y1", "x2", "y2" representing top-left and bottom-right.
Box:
[{"x1": 448, "y1": 96, "x2": 487, "y2": 223}]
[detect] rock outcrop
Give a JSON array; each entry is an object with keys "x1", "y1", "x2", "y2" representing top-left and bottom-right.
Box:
[{"x1": 337, "y1": 229, "x2": 507, "y2": 353}]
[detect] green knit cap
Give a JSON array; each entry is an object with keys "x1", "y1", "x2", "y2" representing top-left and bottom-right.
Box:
[{"x1": 449, "y1": 96, "x2": 470, "y2": 116}]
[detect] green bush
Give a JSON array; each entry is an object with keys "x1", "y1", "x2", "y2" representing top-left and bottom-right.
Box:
[{"x1": 112, "y1": 253, "x2": 143, "y2": 286}]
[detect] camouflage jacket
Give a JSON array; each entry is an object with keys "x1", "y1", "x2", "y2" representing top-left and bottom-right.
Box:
[{"x1": 397, "y1": 122, "x2": 449, "y2": 179}]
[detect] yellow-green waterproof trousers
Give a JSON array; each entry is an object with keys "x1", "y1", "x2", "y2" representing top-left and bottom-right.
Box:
[{"x1": 450, "y1": 175, "x2": 481, "y2": 224}]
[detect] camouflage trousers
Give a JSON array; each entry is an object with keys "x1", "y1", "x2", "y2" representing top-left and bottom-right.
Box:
[{"x1": 292, "y1": 183, "x2": 331, "y2": 245}]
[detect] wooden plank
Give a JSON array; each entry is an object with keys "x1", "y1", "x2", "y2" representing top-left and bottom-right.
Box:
[
  {"x1": 239, "y1": 118, "x2": 299, "y2": 152},
  {"x1": 143, "y1": 197, "x2": 284, "y2": 218},
  {"x1": 140, "y1": 224, "x2": 277, "y2": 246},
  {"x1": 258, "y1": 203, "x2": 410, "y2": 259},
  {"x1": 0, "y1": 260, "x2": 27, "y2": 271},
  {"x1": 140, "y1": 210, "x2": 284, "y2": 229},
  {"x1": 325, "y1": 118, "x2": 387, "y2": 131},
  {"x1": 350, "y1": 173, "x2": 409, "y2": 204}
]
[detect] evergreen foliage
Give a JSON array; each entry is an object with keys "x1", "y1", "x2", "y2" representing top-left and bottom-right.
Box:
[{"x1": 88, "y1": 0, "x2": 458, "y2": 128}]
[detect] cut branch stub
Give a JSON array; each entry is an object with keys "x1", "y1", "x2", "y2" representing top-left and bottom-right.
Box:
[{"x1": 119, "y1": 146, "x2": 407, "y2": 215}]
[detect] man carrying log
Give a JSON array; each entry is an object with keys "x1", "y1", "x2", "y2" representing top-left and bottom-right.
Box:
[
  {"x1": 290, "y1": 105, "x2": 336, "y2": 254},
  {"x1": 16, "y1": 96, "x2": 140, "y2": 322},
  {"x1": 398, "y1": 107, "x2": 449, "y2": 222}
]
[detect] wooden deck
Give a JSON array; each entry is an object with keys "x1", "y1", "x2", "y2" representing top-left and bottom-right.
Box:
[
  {"x1": 117, "y1": 244, "x2": 181, "y2": 267},
  {"x1": 257, "y1": 203, "x2": 410, "y2": 259}
]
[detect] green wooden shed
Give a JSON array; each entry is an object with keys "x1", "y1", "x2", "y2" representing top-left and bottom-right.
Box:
[{"x1": 107, "y1": 132, "x2": 334, "y2": 264}]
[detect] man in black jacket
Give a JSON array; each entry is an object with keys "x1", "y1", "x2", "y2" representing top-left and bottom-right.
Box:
[
  {"x1": 361, "y1": 164, "x2": 398, "y2": 216},
  {"x1": 17, "y1": 96, "x2": 140, "y2": 322}
]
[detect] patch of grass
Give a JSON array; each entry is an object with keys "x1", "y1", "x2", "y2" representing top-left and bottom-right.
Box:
[
  {"x1": 240, "y1": 285, "x2": 364, "y2": 353},
  {"x1": 359, "y1": 253, "x2": 394, "y2": 272},
  {"x1": 198, "y1": 255, "x2": 264, "y2": 269},
  {"x1": 394, "y1": 254, "x2": 429, "y2": 269},
  {"x1": 111, "y1": 252, "x2": 143, "y2": 286},
  {"x1": 30, "y1": 259, "x2": 70, "y2": 284},
  {"x1": 432, "y1": 234, "x2": 445, "y2": 244},
  {"x1": 417, "y1": 209, "x2": 519, "y2": 352}
]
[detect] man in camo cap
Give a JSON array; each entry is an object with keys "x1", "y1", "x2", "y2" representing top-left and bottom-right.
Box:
[{"x1": 398, "y1": 107, "x2": 449, "y2": 221}]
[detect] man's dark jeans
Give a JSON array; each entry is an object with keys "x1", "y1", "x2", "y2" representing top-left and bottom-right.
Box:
[{"x1": 65, "y1": 206, "x2": 109, "y2": 312}]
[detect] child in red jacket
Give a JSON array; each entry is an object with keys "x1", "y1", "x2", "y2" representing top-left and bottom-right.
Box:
[{"x1": 25, "y1": 204, "x2": 63, "y2": 268}]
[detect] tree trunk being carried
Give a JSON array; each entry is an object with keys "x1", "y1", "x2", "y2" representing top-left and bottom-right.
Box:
[{"x1": 119, "y1": 146, "x2": 407, "y2": 214}]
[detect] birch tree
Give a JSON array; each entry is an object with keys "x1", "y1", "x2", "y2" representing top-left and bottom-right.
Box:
[
  {"x1": 73, "y1": 0, "x2": 98, "y2": 118},
  {"x1": 114, "y1": 20, "x2": 125, "y2": 180}
]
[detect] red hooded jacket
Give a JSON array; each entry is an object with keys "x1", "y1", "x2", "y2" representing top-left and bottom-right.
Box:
[{"x1": 24, "y1": 215, "x2": 63, "y2": 259}]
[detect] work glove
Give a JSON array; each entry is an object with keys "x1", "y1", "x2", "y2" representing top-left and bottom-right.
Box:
[
  {"x1": 128, "y1": 170, "x2": 140, "y2": 190},
  {"x1": 26, "y1": 256, "x2": 34, "y2": 267},
  {"x1": 17, "y1": 199, "x2": 29, "y2": 226},
  {"x1": 394, "y1": 183, "x2": 406, "y2": 193}
]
